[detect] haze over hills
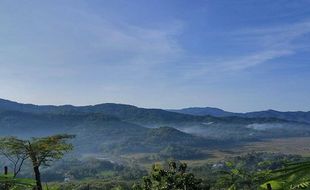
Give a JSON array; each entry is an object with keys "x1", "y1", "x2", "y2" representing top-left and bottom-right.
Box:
[{"x1": 0, "y1": 98, "x2": 310, "y2": 158}]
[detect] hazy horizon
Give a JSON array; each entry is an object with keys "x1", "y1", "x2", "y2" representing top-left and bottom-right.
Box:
[{"x1": 1, "y1": 97, "x2": 309, "y2": 113}]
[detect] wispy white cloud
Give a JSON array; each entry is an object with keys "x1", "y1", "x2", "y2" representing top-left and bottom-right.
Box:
[
  {"x1": 183, "y1": 20, "x2": 310, "y2": 79},
  {"x1": 235, "y1": 21, "x2": 310, "y2": 48},
  {"x1": 218, "y1": 49, "x2": 293, "y2": 71}
]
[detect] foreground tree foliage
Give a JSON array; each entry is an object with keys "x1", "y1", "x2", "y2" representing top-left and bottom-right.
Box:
[
  {"x1": 262, "y1": 160, "x2": 310, "y2": 190},
  {"x1": 0, "y1": 134, "x2": 75, "y2": 190},
  {"x1": 215, "y1": 161, "x2": 270, "y2": 190},
  {"x1": 189, "y1": 152, "x2": 308, "y2": 190},
  {"x1": 132, "y1": 161, "x2": 208, "y2": 190}
]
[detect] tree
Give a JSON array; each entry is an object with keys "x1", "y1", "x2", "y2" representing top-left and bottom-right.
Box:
[
  {"x1": 216, "y1": 161, "x2": 270, "y2": 190},
  {"x1": 132, "y1": 161, "x2": 207, "y2": 190},
  {"x1": 0, "y1": 134, "x2": 75, "y2": 190},
  {"x1": 0, "y1": 137, "x2": 28, "y2": 177}
]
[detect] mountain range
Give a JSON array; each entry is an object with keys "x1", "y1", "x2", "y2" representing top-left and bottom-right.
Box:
[{"x1": 0, "y1": 98, "x2": 309, "y2": 158}]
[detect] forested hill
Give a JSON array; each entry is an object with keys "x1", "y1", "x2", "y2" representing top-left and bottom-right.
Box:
[
  {"x1": 0, "y1": 110, "x2": 213, "y2": 154},
  {"x1": 0, "y1": 98, "x2": 296, "y2": 126},
  {"x1": 0, "y1": 98, "x2": 209, "y2": 125}
]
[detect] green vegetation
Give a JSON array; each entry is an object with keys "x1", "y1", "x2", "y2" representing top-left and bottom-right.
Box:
[
  {"x1": 0, "y1": 174, "x2": 35, "y2": 190},
  {"x1": 1, "y1": 138, "x2": 309, "y2": 190},
  {"x1": 188, "y1": 152, "x2": 308, "y2": 189},
  {"x1": 132, "y1": 161, "x2": 207, "y2": 190},
  {"x1": 262, "y1": 160, "x2": 310, "y2": 190},
  {"x1": 40, "y1": 158, "x2": 147, "y2": 182},
  {"x1": 0, "y1": 135, "x2": 74, "y2": 190}
]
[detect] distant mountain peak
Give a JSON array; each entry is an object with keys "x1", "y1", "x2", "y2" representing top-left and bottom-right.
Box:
[{"x1": 168, "y1": 107, "x2": 234, "y2": 117}]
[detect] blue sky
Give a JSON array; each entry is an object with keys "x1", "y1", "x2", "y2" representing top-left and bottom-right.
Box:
[{"x1": 0, "y1": 0, "x2": 310, "y2": 112}]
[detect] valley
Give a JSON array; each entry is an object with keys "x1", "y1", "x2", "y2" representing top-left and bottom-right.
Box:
[
  {"x1": 0, "y1": 98, "x2": 309, "y2": 189},
  {"x1": 1, "y1": 98, "x2": 309, "y2": 160}
]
